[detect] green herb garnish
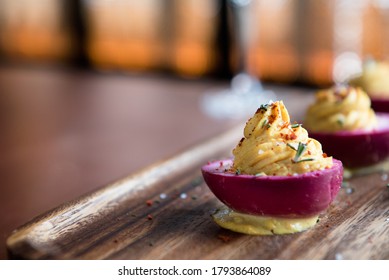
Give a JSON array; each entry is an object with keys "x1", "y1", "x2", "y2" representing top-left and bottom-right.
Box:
[
  {"x1": 259, "y1": 103, "x2": 270, "y2": 111},
  {"x1": 287, "y1": 143, "x2": 297, "y2": 151},
  {"x1": 291, "y1": 123, "x2": 301, "y2": 129},
  {"x1": 235, "y1": 169, "x2": 241, "y2": 175},
  {"x1": 293, "y1": 158, "x2": 314, "y2": 163},
  {"x1": 294, "y1": 142, "x2": 307, "y2": 160},
  {"x1": 291, "y1": 142, "x2": 311, "y2": 163},
  {"x1": 337, "y1": 118, "x2": 344, "y2": 126},
  {"x1": 262, "y1": 119, "x2": 269, "y2": 128}
]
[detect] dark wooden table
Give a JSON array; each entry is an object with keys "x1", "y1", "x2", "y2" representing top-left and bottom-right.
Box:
[
  {"x1": 3, "y1": 66, "x2": 388, "y2": 260},
  {"x1": 0, "y1": 66, "x2": 242, "y2": 259}
]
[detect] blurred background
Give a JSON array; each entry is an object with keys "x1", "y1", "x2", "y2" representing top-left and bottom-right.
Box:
[
  {"x1": 1, "y1": 0, "x2": 389, "y2": 87},
  {"x1": 1, "y1": 0, "x2": 389, "y2": 260}
]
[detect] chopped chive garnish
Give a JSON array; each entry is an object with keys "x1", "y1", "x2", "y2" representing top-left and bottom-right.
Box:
[
  {"x1": 289, "y1": 142, "x2": 314, "y2": 163},
  {"x1": 295, "y1": 142, "x2": 307, "y2": 160},
  {"x1": 287, "y1": 143, "x2": 297, "y2": 151},
  {"x1": 262, "y1": 119, "x2": 268, "y2": 128},
  {"x1": 337, "y1": 119, "x2": 344, "y2": 126},
  {"x1": 259, "y1": 103, "x2": 270, "y2": 111},
  {"x1": 293, "y1": 158, "x2": 314, "y2": 163},
  {"x1": 291, "y1": 123, "x2": 301, "y2": 128},
  {"x1": 235, "y1": 169, "x2": 241, "y2": 175}
]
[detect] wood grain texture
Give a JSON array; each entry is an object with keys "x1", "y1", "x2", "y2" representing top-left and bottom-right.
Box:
[
  {"x1": 6, "y1": 125, "x2": 389, "y2": 260},
  {"x1": 0, "y1": 67, "x2": 242, "y2": 260}
]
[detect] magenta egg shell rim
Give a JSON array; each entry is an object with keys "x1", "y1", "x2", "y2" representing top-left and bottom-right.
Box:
[
  {"x1": 201, "y1": 158, "x2": 343, "y2": 181},
  {"x1": 371, "y1": 97, "x2": 389, "y2": 113},
  {"x1": 370, "y1": 95, "x2": 389, "y2": 102},
  {"x1": 201, "y1": 158, "x2": 343, "y2": 217}
]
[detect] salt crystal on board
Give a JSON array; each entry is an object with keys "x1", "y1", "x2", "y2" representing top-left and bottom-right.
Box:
[{"x1": 346, "y1": 188, "x2": 354, "y2": 194}]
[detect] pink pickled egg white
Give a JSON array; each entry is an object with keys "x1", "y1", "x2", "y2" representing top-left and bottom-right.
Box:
[
  {"x1": 371, "y1": 97, "x2": 389, "y2": 113},
  {"x1": 201, "y1": 159, "x2": 343, "y2": 218},
  {"x1": 309, "y1": 113, "x2": 389, "y2": 168}
]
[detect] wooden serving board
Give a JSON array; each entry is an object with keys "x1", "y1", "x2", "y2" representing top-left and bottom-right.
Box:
[{"x1": 6, "y1": 125, "x2": 389, "y2": 260}]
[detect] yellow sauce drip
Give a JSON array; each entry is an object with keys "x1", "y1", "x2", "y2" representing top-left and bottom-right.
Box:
[{"x1": 212, "y1": 207, "x2": 319, "y2": 235}]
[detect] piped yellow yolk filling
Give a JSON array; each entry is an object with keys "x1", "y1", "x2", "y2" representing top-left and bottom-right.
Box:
[
  {"x1": 305, "y1": 86, "x2": 377, "y2": 133},
  {"x1": 349, "y1": 60, "x2": 389, "y2": 97},
  {"x1": 212, "y1": 207, "x2": 319, "y2": 235},
  {"x1": 232, "y1": 101, "x2": 332, "y2": 176}
]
